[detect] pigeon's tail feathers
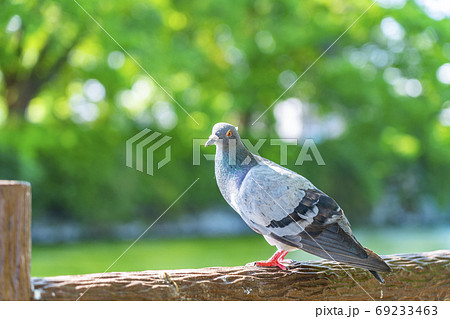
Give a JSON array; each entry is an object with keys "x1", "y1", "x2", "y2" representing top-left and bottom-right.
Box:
[
  {"x1": 362, "y1": 248, "x2": 392, "y2": 276},
  {"x1": 349, "y1": 248, "x2": 390, "y2": 283},
  {"x1": 369, "y1": 270, "x2": 385, "y2": 284},
  {"x1": 299, "y1": 242, "x2": 390, "y2": 271},
  {"x1": 275, "y1": 223, "x2": 391, "y2": 282},
  {"x1": 299, "y1": 244, "x2": 391, "y2": 283},
  {"x1": 298, "y1": 223, "x2": 369, "y2": 259},
  {"x1": 363, "y1": 247, "x2": 392, "y2": 273}
]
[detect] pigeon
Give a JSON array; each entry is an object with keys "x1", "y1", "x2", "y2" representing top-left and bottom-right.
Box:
[{"x1": 205, "y1": 122, "x2": 391, "y2": 283}]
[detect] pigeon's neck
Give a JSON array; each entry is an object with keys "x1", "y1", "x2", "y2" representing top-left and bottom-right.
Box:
[
  {"x1": 215, "y1": 141, "x2": 257, "y2": 191},
  {"x1": 216, "y1": 141, "x2": 256, "y2": 169}
]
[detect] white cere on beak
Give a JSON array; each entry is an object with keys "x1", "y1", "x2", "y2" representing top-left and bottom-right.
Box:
[{"x1": 205, "y1": 134, "x2": 219, "y2": 147}]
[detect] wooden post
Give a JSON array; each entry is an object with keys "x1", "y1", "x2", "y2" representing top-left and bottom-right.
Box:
[
  {"x1": 32, "y1": 250, "x2": 449, "y2": 301},
  {"x1": 0, "y1": 181, "x2": 32, "y2": 301}
]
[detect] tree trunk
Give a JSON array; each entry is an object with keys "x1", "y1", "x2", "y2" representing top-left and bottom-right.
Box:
[
  {"x1": 0, "y1": 181, "x2": 32, "y2": 301},
  {"x1": 32, "y1": 250, "x2": 449, "y2": 301}
]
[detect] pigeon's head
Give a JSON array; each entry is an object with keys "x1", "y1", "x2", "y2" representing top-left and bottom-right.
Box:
[{"x1": 205, "y1": 122, "x2": 240, "y2": 147}]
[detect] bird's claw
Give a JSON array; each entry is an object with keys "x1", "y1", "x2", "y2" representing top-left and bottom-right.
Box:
[
  {"x1": 280, "y1": 258, "x2": 293, "y2": 265},
  {"x1": 245, "y1": 261, "x2": 289, "y2": 270},
  {"x1": 255, "y1": 260, "x2": 287, "y2": 270},
  {"x1": 247, "y1": 250, "x2": 291, "y2": 270}
]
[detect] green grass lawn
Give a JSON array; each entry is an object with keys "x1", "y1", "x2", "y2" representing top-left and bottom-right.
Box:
[{"x1": 31, "y1": 227, "x2": 450, "y2": 277}]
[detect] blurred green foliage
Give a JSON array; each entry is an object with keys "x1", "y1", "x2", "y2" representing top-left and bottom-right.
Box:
[{"x1": 1, "y1": 0, "x2": 450, "y2": 227}]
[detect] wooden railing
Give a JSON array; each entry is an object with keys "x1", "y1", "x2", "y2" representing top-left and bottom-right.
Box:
[{"x1": 1, "y1": 181, "x2": 449, "y2": 301}]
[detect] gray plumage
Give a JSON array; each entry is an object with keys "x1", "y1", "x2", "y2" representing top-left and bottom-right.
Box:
[{"x1": 205, "y1": 122, "x2": 391, "y2": 283}]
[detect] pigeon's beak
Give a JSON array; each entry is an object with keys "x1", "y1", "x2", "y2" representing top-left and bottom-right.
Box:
[{"x1": 205, "y1": 134, "x2": 219, "y2": 147}]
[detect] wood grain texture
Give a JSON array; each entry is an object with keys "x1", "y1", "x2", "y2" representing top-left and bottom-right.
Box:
[
  {"x1": 0, "y1": 180, "x2": 32, "y2": 301},
  {"x1": 32, "y1": 250, "x2": 449, "y2": 301}
]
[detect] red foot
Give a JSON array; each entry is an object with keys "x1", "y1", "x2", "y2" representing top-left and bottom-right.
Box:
[{"x1": 255, "y1": 250, "x2": 289, "y2": 270}]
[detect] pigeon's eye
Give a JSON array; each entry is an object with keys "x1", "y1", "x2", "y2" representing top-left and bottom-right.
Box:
[{"x1": 226, "y1": 130, "x2": 232, "y2": 137}]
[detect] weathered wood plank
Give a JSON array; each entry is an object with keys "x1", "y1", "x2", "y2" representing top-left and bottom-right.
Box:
[
  {"x1": 0, "y1": 180, "x2": 32, "y2": 301},
  {"x1": 32, "y1": 250, "x2": 449, "y2": 301}
]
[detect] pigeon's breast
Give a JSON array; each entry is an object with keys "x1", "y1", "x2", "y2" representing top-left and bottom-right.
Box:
[{"x1": 215, "y1": 163, "x2": 252, "y2": 212}]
